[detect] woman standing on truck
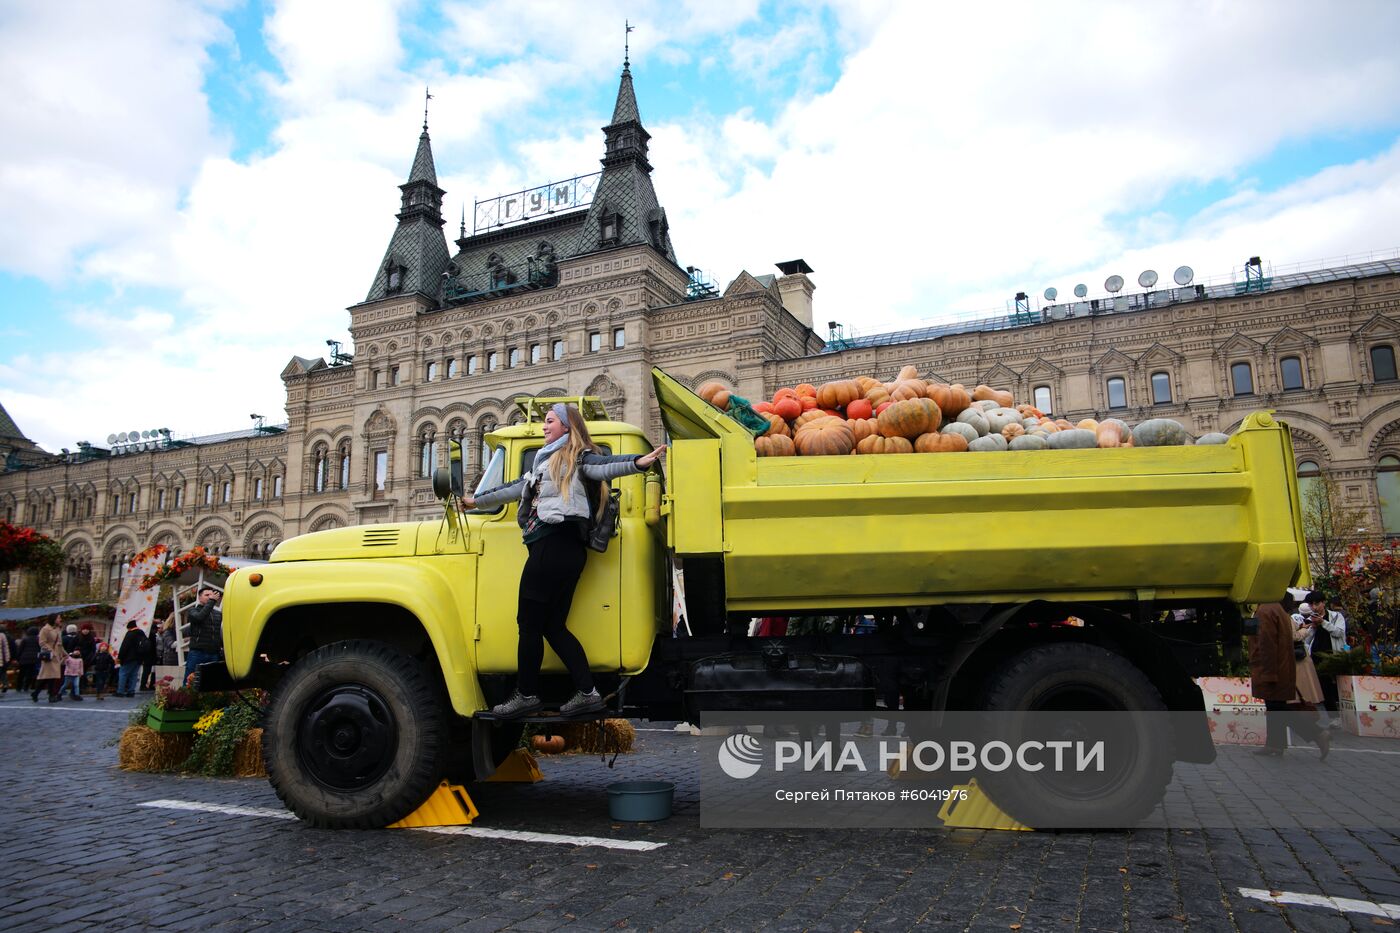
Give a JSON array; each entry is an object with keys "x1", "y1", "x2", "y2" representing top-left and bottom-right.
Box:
[{"x1": 461, "y1": 403, "x2": 665, "y2": 718}]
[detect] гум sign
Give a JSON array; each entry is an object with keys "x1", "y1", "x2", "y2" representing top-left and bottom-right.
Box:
[{"x1": 474, "y1": 172, "x2": 601, "y2": 233}]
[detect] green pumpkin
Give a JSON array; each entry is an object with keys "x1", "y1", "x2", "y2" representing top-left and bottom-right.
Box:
[{"x1": 1133, "y1": 418, "x2": 1188, "y2": 447}]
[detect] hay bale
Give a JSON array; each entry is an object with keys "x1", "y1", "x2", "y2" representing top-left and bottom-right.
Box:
[
  {"x1": 118, "y1": 725, "x2": 193, "y2": 773},
  {"x1": 551, "y1": 718, "x2": 635, "y2": 755},
  {"x1": 232, "y1": 728, "x2": 267, "y2": 778}
]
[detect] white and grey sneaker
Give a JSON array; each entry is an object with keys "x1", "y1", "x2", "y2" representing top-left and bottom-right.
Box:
[
  {"x1": 491, "y1": 691, "x2": 542, "y2": 718},
  {"x1": 559, "y1": 688, "x2": 605, "y2": 717}
]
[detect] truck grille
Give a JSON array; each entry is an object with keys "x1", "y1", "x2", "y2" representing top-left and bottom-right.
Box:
[{"x1": 361, "y1": 528, "x2": 400, "y2": 548}]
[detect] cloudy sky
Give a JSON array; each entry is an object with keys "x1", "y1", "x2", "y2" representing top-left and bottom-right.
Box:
[{"x1": 3, "y1": 0, "x2": 1400, "y2": 451}]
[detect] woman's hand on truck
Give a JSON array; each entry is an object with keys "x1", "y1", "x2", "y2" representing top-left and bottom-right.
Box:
[
  {"x1": 455, "y1": 495, "x2": 477, "y2": 511},
  {"x1": 637, "y1": 445, "x2": 667, "y2": 470}
]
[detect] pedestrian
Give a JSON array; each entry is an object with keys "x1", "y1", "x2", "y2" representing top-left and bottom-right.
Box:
[
  {"x1": 14, "y1": 627, "x2": 39, "y2": 695},
  {"x1": 1250, "y1": 594, "x2": 1329, "y2": 759},
  {"x1": 77, "y1": 626, "x2": 97, "y2": 689},
  {"x1": 139, "y1": 618, "x2": 158, "y2": 691},
  {"x1": 460, "y1": 402, "x2": 664, "y2": 718},
  {"x1": 1293, "y1": 615, "x2": 1329, "y2": 727},
  {"x1": 1301, "y1": 591, "x2": 1348, "y2": 654},
  {"x1": 185, "y1": 588, "x2": 224, "y2": 682},
  {"x1": 60, "y1": 649, "x2": 84, "y2": 701},
  {"x1": 157, "y1": 616, "x2": 179, "y2": 667},
  {"x1": 0, "y1": 626, "x2": 10, "y2": 693},
  {"x1": 32, "y1": 615, "x2": 67, "y2": 703},
  {"x1": 61, "y1": 623, "x2": 79, "y2": 655},
  {"x1": 92, "y1": 642, "x2": 115, "y2": 701},
  {"x1": 116, "y1": 621, "x2": 147, "y2": 698}
]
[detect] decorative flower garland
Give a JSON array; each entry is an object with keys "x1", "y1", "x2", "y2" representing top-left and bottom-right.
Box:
[{"x1": 137, "y1": 545, "x2": 234, "y2": 591}]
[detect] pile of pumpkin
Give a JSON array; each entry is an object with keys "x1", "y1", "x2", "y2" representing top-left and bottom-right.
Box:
[{"x1": 697, "y1": 368, "x2": 1213, "y2": 457}]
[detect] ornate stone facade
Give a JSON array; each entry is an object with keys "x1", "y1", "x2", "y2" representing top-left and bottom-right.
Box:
[{"x1": 4, "y1": 64, "x2": 1399, "y2": 601}]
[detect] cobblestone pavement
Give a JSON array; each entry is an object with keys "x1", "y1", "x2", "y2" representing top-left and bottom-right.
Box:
[{"x1": 2, "y1": 690, "x2": 1399, "y2": 932}]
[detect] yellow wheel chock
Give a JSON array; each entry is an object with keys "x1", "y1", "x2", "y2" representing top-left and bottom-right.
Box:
[
  {"x1": 484, "y1": 748, "x2": 544, "y2": 783},
  {"x1": 388, "y1": 781, "x2": 479, "y2": 829},
  {"x1": 937, "y1": 779, "x2": 1031, "y2": 831}
]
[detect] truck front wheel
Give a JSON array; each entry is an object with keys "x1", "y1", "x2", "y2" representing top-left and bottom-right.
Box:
[
  {"x1": 977, "y1": 642, "x2": 1173, "y2": 828},
  {"x1": 263, "y1": 640, "x2": 446, "y2": 829}
]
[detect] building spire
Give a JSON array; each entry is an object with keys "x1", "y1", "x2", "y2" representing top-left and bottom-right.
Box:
[
  {"x1": 423, "y1": 85, "x2": 433, "y2": 132},
  {"x1": 624, "y1": 20, "x2": 633, "y2": 71},
  {"x1": 363, "y1": 118, "x2": 450, "y2": 303}
]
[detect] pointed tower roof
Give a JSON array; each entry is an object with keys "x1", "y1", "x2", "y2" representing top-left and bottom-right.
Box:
[
  {"x1": 364, "y1": 120, "x2": 452, "y2": 303},
  {"x1": 574, "y1": 62, "x2": 677, "y2": 265},
  {"x1": 0, "y1": 400, "x2": 26, "y2": 441}
]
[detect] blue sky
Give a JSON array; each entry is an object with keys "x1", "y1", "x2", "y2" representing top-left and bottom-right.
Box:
[{"x1": 3, "y1": 0, "x2": 1400, "y2": 451}]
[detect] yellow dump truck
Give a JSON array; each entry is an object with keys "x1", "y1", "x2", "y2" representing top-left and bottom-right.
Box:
[{"x1": 214, "y1": 368, "x2": 1310, "y2": 828}]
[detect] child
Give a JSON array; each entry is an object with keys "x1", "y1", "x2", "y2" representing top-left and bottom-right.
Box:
[
  {"x1": 61, "y1": 649, "x2": 84, "y2": 701},
  {"x1": 92, "y1": 643, "x2": 114, "y2": 701}
]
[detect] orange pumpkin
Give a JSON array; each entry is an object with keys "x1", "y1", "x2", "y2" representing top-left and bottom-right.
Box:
[
  {"x1": 752, "y1": 401, "x2": 774, "y2": 414},
  {"x1": 794, "y1": 409, "x2": 830, "y2": 429},
  {"x1": 928, "y1": 383, "x2": 972, "y2": 419},
  {"x1": 816, "y1": 380, "x2": 862, "y2": 409},
  {"x1": 698, "y1": 381, "x2": 731, "y2": 410},
  {"x1": 875, "y1": 401, "x2": 893, "y2": 416},
  {"x1": 762, "y1": 413, "x2": 790, "y2": 437},
  {"x1": 1054, "y1": 419, "x2": 1074, "y2": 430},
  {"x1": 1096, "y1": 419, "x2": 1133, "y2": 449},
  {"x1": 856, "y1": 434, "x2": 914, "y2": 455},
  {"x1": 890, "y1": 379, "x2": 929, "y2": 402},
  {"x1": 846, "y1": 417, "x2": 879, "y2": 441},
  {"x1": 854, "y1": 376, "x2": 881, "y2": 393},
  {"x1": 755, "y1": 434, "x2": 796, "y2": 457},
  {"x1": 896, "y1": 365, "x2": 920, "y2": 382},
  {"x1": 864, "y1": 385, "x2": 892, "y2": 407},
  {"x1": 531, "y1": 734, "x2": 566, "y2": 753},
  {"x1": 914, "y1": 432, "x2": 968, "y2": 453},
  {"x1": 774, "y1": 387, "x2": 799, "y2": 402},
  {"x1": 795, "y1": 383, "x2": 817, "y2": 398},
  {"x1": 800, "y1": 396, "x2": 819, "y2": 411},
  {"x1": 793, "y1": 417, "x2": 856, "y2": 456},
  {"x1": 772, "y1": 396, "x2": 802, "y2": 421},
  {"x1": 1001, "y1": 422, "x2": 1025, "y2": 441},
  {"x1": 972, "y1": 385, "x2": 1014, "y2": 408},
  {"x1": 877, "y1": 397, "x2": 942, "y2": 438},
  {"x1": 846, "y1": 398, "x2": 873, "y2": 420},
  {"x1": 1076, "y1": 419, "x2": 1099, "y2": 432}
]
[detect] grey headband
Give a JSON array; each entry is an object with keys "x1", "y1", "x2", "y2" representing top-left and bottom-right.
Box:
[{"x1": 551, "y1": 403, "x2": 571, "y2": 429}]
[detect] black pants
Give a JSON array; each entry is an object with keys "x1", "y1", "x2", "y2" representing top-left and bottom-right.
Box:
[
  {"x1": 140, "y1": 660, "x2": 155, "y2": 690},
  {"x1": 16, "y1": 664, "x2": 36, "y2": 693},
  {"x1": 1264, "y1": 700, "x2": 1323, "y2": 750},
  {"x1": 516, "y1": 529, "x2": 593, "y2": 696}
]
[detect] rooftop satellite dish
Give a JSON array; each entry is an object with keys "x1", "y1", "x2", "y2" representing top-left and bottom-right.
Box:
[
  {"x1": 1044, "y1": 287, "x2": 1058, "y2": 301},
  {"x1": 1173, "y1": 265, "x2": 1194, "y2": 286},
  {"x1": 1138, "y1": 269, "x2": 1158, "y2": 289},
  {"x1": 1105, "y1": 275, "x2": 1124, "y2": 294},
  {"x1": 1073, "y1": 283, "x2": 1088, "y2": 298},
  {"x1": 141, "y1": 430, "x2": 150, "y2": 439},
  {"x1": 106, "y1": 434, "x2": 117, "y2": 444},
  {"x1": 117, "y1": 432, "x2": 128, "y2": 443}
]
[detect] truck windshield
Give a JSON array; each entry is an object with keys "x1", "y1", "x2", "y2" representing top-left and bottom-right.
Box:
[{"x1": 468, "y1": 445, "x2": 505, "y2": 511}]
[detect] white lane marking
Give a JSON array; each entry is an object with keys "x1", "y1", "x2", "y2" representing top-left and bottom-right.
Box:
[
  {"x1": 1238, "y1": 887, "x2": 1400, "y2": 919},
  {"x1": 0, "y1": 704, "x2": 133, "y2": 714},
  {"x1": 139, "y1": 798, "x2": 666, "y2": 851}
]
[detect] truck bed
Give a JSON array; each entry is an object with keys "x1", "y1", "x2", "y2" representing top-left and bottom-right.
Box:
[{"x1": 653, "y1": 368, "x2": 1309, "y2": 612}]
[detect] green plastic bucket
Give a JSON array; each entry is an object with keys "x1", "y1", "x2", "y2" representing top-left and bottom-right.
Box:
[{"x1": 607, "y1": 780, "x2": 674, "y2": 822}]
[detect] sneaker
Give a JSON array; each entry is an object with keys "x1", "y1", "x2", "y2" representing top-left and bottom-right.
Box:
[
  {"x1": 491, "y1": 691, "x2": 542, "y2": 719},
  {"x1": 559, "y1": 688, "x2": 605, "y2": 717}
]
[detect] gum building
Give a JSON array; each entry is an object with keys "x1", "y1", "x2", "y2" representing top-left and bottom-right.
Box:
[{"x1": 3, "y1": 61, "x2": 1400, "y2": 600}]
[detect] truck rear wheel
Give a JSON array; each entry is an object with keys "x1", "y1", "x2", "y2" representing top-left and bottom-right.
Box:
[
  {"x1": 977, "y1": 642, "x2": 1173, "y2": 828},
  {"x1": 263, "y1": 640, "x2": 446, "y2": 829}
]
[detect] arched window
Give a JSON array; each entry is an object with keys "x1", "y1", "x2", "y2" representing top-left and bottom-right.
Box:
[
  {"x1": 1372, "y1": 345, "x2": 1398, "y2": 383},
  {"x1": 419, "y1": 428, "x2": 438, "y2": 478},
  {"x1": 1230, "y1": 362, "x2": 1254, "y2": 397},
  {"x1": 425, "y1": 361, "x2": 437, "y2": 382},
  {"x1": 1297, "y1": 460, "x2": 1322, "y2": 513},
  {"x1": 478, "y1": 419, "x2": 497, "y2": 471},
  {"x1": 1280, "y1": 356, "x2": 1304, "y2": 391},
  {"x1": 1150, "y1": 372, "x2": 1172, "y2": 405},
  {"x1": 447, "y1": 357, "x2": 459, "y2": 378},
  {"x1": 338, "y1": 442, "x2": 351, "y2": 489},
  {"x1": 313, "y1": 444, "x2": 328, "y2": 493},
  {"x1": 1032, "y1": 385, "x2": 1053, "y2": 414},
  {"x1": 1106, "y1": 376, "x2": 1127, "y2": 410},
  {"x1": 1377, "y1": 456, "x2": 1400, "y2": 535}
]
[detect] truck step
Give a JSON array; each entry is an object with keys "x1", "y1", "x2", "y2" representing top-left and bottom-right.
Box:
[{"x1": 473, "y1": 708, "x2": 618, "y2": 725}]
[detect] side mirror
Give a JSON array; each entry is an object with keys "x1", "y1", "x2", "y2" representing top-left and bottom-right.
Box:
[{"x1": 433, "y1": 440, "x2": 465, "y2": 499}]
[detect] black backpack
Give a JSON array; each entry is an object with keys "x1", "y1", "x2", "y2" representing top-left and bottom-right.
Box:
[{"x1": 580, "y1": 450, "x2": 621, "y2": 553}]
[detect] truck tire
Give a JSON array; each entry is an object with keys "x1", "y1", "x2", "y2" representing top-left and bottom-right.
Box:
[
  {"x1": 977, "y1": 642, "x2": 1172, "y2": 828},
  {"x1": 263, "y1": 640, "x2": 446, "y2": 829},
  {"x1": 444, "y1": 720, "x2": 524, "y2": 784}
]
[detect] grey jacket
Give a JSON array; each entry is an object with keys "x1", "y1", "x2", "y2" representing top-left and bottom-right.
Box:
[
  {"x1": 474, "y1": 450, "x2": 643, "y2": 527},
  {"x1": 187, "y1": 600, "x2": 224, "y2": 655}
]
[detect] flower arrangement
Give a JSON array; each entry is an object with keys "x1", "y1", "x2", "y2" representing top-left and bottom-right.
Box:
[
  {"x1": 138, "y1": 546, "x2": 235, "y2": 591},
  {"x1": 0, "y1": 521, "x2": 63, "y2": 575},
  {"x1": 193, "y1": 708, "x2": 225, "y2": 735}
]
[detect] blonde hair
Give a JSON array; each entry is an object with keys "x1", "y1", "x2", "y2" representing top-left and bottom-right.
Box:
[{"x1": 547, "y1": 405, "x2": 599, "y2": 503}]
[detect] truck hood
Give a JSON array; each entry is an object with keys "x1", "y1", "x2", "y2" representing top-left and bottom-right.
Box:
[{"x1": 271, "y1": 523, "x2": 419, "y2": 561}]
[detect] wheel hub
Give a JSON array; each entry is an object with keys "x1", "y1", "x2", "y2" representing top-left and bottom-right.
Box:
[{"x1": 297, "y1": 684, "x2": 398, "y2": 790}]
